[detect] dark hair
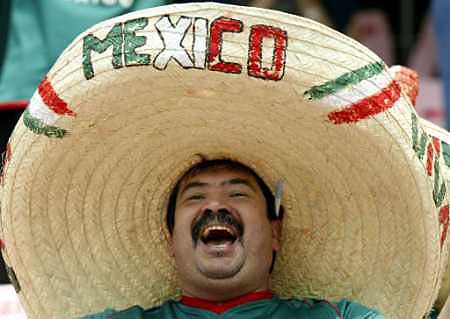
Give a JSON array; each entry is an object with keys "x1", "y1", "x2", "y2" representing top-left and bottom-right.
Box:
[
  {"x1": 166, "y1": 159, "x2": 284, "y2": 273},
  {"x1": 166, "y1": 159, "x2": 284, "y2": 235}
]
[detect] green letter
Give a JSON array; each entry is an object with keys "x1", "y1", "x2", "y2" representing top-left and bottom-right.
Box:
[
  {"x1": 124, "y1": 18, "x2": 150, "y2": 66},
  {"x1": 83, "y1": 22, "x2": 123, "y2": 80}
]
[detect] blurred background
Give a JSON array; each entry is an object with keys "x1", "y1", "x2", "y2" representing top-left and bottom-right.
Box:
[{"x1": 0, "y1": 0, "x2": 448, "y2": 318}]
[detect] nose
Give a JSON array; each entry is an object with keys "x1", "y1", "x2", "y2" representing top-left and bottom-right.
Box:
[
  {"x1": 196, "y1": 200, "x2": 242, "y2": 226},
  {"x1": 202, "y1": 207, "x2": 231, "y2": 215},
  {"x1": 200, "y1": 200, "x2": 231, "y2": 215}
]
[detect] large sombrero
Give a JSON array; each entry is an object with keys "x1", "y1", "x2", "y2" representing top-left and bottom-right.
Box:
[{"x1": 0, "y1": 3, "x2": 448, "y2": 319}]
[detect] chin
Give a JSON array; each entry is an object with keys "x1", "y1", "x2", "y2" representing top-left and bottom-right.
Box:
[
  {"x1": 197, "y1": 259, "x2": 245, "y2": 280},
  {"x1": 194, "y1": 273, "x2": 265, "y2": 303}
]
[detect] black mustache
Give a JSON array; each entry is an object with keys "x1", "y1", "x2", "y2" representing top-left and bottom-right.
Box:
[{"x1": 191, "y1": 209, "x2": 244, "y2": 244}]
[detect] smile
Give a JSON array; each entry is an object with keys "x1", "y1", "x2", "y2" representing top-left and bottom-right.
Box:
[
  {"x1": 200, "y1": 224, "x2": 238, "y2": 245},
  {"x1": 191, "y1": 209, "x2": 244, "y2": 246}
]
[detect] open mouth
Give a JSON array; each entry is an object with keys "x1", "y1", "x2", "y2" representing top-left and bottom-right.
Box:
[
  {"x1": 200, "y1": 225, "x2": 238, "y2": 245},
  {"x1": 191, "y1": 209, "x2": 244, "y2": 246}
]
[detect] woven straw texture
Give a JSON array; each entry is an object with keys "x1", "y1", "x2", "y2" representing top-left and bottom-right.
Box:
[
  {"x1": 389, "y1": 65, "x2": 450, "y2": 311},
  {"x1": 0, "y1": 3, "x2": 448, "y2": 318},
  {"x1": 420, "y1": 119, "x2": 450, "y2": 310}
]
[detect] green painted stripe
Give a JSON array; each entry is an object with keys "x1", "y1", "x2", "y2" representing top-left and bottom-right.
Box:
[
  {"x1": 433, "y1": 158, "x2": 446, "y2": 208},
  {"x1": 412, "y1": 113, "x2": 418, "y2": 148},
  {"x1": 415, "y1": 133, "x2": 428, "y2": 160},
  {"x1": 304, "y1": 61, "x2": 385, "y2": 100},
  {"x1": 23, "y1": 109, "x2": 67, "y2": 138},
  {"x1": 434, "y1": 157, "x2": 440, "y2": 192},
  {"x1": 435, "y1": 181, "x2": 447, "y2": 208},
  {"x1": 442, "y1": 141, "x2": 450, "y2": 167}
]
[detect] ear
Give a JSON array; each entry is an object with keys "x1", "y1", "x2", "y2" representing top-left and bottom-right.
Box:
[{"x1": 270, "y1": 220, "x2": 282, "y2": 252}]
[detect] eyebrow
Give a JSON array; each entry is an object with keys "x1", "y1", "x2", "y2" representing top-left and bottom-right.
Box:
[
  {"x1": 180, "y1": 181, "x2": 209, "y2": 195},
  {"x1": 222, "y1": 178, "x2": 256, "y2": 192},
  {"x1": 180, "y1": 178, "x2": 256, "y2": 196}
]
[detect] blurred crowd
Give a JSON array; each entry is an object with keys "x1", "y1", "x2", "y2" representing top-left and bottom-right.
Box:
[{"x1": 1, "y1": 0, "x2": 449, "y2": 318}]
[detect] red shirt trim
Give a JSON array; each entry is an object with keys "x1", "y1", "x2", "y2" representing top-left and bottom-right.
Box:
[{"x1": 180, "y1": 290, "x2": 273, "y2": 314}]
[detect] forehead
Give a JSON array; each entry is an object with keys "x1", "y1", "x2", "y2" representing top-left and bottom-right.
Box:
[{"x1": 179, "y1": 165, "x2": 260, "y2": 188}]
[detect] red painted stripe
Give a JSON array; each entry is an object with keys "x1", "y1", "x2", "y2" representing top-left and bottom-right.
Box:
[
  {"x1": 0, "y1": 100, "x2": 28, "y2": 110},
  {"x1": 38, "y1": 77, "x2": 76, "y2": 116},
  {"x1": 328, "y1": 80, "x2": 401, "y2": 124},
  {"x1": 426, "y1": 143, "x2": 434, "y2": 176},
  {"x1": 433, "y1": 137, "x2": 441, "y2": 156},
  {"x1": 393, "y1": 67, "x2": 418, "y2": 107}
]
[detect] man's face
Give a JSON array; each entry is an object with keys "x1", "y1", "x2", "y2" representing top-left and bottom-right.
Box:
[{"x1": 169, "y1": 165, "x2": 281, "y2": 300}]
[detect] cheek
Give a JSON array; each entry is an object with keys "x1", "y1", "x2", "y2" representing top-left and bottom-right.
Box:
[
  {"x1": 172, "y1": 219, "x2": 192, "y2": 246},
  {"x1": 241, "y1": 206, "x2": 272, "y2": 242},
  {"x1": 245, "y1": 221, "x2": 272, "y2": 242},
  {"x1": 173, "y1": 206, "x2": 197, "y2": 233},
  {"x1": 170, "y1": 222, "x2": 185, "y2": 252},
  {"x1": 171, "y1": 226, "x2": 194, "y2": 261}
]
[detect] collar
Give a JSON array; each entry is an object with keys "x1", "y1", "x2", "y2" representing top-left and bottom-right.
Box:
[{"x1": 180, "y1": 290, "x2": 273, "y2": 314}]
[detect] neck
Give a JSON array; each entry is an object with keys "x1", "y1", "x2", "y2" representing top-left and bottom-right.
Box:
[
  {"x1": 180, "y1": 278, "x2": 271, "y2": 302},
  {"x1": 180, "y1": 290, "x2": 273, "y2": 314}
]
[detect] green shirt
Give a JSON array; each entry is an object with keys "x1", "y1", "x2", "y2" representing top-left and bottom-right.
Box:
[
  {"x1": 81, "y1": 296, "x2": 383, "y2": 319},
  {"x1": 0, "y1": 0, "x2": 168, "y2": 102}
]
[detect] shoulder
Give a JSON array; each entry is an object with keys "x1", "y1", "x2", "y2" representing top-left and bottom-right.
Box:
[
  {"x1": 275, "y1": 297, "x2": 383, "y2": 319},
  {"x1": 79, "y1": 302, "x2": 174, "y2": 319},
  {"x1": 272, "y1": 297, "x2": 340, "y2": 318},
  {"x1": 333, "y1": 299, "x2": 384, "y2": 318},
  {"x1": 80, "y1": 308, "x2": 116, "y2": 319},
  {"x1": 80, "y1": 306, "x2": 145, "y2": 319}
]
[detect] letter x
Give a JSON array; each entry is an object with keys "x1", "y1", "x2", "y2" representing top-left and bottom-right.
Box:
[{"x1": 154, "y1": 15, "x2": 194, "y2": 70}]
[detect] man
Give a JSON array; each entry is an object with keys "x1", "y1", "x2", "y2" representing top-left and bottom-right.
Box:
[
  {"x1": 82, "y1": 159, "x2": 382, "y2": 318},
  {"x1": 0, "y1": 3, "x2": 445, "y2": 319}
]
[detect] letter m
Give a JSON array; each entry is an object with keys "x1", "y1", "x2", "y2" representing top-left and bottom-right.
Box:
[{"x1": 83, "y1": 22, "x2": 123, "y2": 80}]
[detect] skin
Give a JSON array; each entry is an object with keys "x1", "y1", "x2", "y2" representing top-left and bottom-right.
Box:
[{"x1": 169, "y1": 166, "x2": 282, "y2": 301}]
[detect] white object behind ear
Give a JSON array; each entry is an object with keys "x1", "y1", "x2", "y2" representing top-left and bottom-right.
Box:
[{"x1": 274, "y1": 180, "x2": 284, "y2": 218}]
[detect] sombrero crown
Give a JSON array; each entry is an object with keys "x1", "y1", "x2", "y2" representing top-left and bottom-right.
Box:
[{"x1": 0, "y1": 3, "x2": 448, "y2": 318}]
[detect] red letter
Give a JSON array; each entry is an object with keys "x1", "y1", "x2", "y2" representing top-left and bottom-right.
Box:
[
  {"x1": 208, "y1": 17, "x2": 243, "y2": 74},
  {"x1": 248, "y1": 25, "x2": 287, "y2": 81}
]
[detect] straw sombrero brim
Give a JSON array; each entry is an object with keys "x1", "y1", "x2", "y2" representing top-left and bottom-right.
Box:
[
  {"x1": 418, "y1": 118, "x2": 450, "y2": 310},
  {"x1": 389, "y1": 65, "x2": 450, "y2": 311},
  {"x1": 0, "y1": 3, "x2": 448, "y2": 319}
]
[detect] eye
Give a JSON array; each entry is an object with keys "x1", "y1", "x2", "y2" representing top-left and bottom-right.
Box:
[
  {"x1": 229, "y1": 191, "x2": 247, "y2": 198},
  {"x1": 186, "y1": 193, "x2": 205, "y2": 201}
]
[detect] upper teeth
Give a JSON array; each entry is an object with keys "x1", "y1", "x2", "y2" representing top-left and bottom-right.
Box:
[{"x1": 202, "y1": 225, "x2": 234, "y2": 237}]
